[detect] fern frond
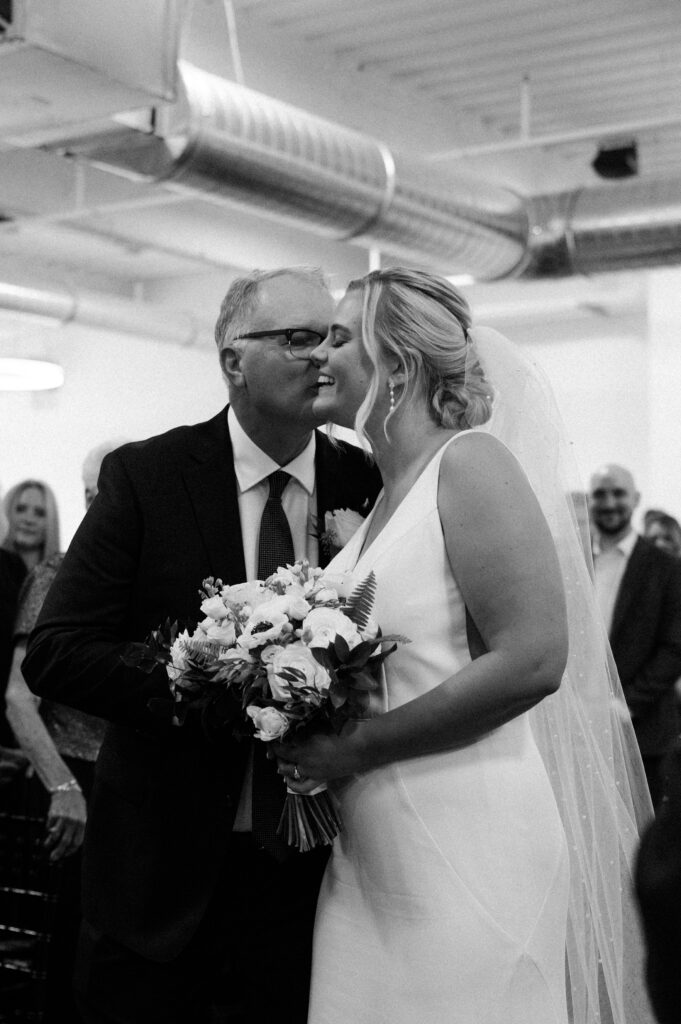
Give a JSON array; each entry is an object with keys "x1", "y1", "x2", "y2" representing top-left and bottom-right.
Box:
[{"x1": 344, "y1": 570, "x2": 377, "y2": 630}]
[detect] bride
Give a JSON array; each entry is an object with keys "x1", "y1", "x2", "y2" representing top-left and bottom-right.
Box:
[{"x1": 274, "y1": 267, "x2": 655, "y2": 1024}]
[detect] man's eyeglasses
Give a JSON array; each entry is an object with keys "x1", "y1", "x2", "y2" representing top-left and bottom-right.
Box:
[{"x1": 233, "y1": 328, "x2": 325, "y2": 360}]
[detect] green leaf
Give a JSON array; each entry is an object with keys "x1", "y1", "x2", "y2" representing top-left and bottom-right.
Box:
[
  {"x1": 311, "y1": 647, "x2": 335, "y2": 672},
  {"x1": 333, "y1": 634, "x2": 351, "y2": 662},
  {"x1": 338, "y1": 640, "x2": 375, "y2": 669},
  {"x1": 343, "y1": 571, "x2": 376, "y2": 630},
  {"x1": 329, "y1": 680, "x2": 348, "y2": 709}
]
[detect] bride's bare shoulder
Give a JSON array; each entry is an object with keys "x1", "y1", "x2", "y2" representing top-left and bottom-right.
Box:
[
  {"x1": 439, "y1": 430, "x2": 539, "y2": 518},
  {"x1": 442, "y1": 430, "x2": 520, "y2": 476}
]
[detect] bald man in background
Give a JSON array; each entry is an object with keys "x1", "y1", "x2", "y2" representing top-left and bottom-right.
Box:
[{"x1": 589, "y1": 464, "x2": 681, "y2": 806}]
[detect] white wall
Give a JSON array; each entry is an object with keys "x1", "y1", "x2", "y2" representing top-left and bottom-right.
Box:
[
  {"x1": 1, "y1": 322, "x2": 226, "y2": 546},
  {"x1": 507, "y1": 316, "x2": 651, "y2": 507}
]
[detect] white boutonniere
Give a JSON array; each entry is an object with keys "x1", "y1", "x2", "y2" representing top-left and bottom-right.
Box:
[{"x1": 320, "y1": 507, "x2": 366, "y2": 555}]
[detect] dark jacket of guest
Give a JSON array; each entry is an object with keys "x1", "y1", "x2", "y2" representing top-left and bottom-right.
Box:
[
  {"x1": 635, "y1": 741, "x2": 681, "y2": 1024},
  {"x1": 22, "y1": 409, "x2": 381, "y2": 963},
  {"x1": 609, "y1": 537, "x2": 681, "y2": 757},
  {"x1": 0, "y1": 549, "x2": 27, "y2": 745}
]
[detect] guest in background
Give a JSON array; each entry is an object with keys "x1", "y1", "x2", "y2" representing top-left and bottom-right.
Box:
[
  {"x1": 589, "y1": 464, "x2": 681, "y2": 806},
  {"x1": 644, "y1": 510, "x2": 681, "y2": 559},
  {"x1": 0, "y1": 483, "x2": 28, "y2": 761},
  {"x1": 4, "y1": 443, "x2": 121, "y2": 1023},
  {"x1": 2, "y1": 479, "x2": 60, "y2": 572},
  {"x1": 81, "y1": 438, "x2": 129, "y2": 510}
]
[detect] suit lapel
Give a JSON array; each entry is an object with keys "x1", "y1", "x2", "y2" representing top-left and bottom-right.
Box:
[
  {"x1": 181, "y1": 408, "x2": 247, "y2": 585},
  {"x1": 610, "y1": 537, "x2": 646, "y2": 639}
]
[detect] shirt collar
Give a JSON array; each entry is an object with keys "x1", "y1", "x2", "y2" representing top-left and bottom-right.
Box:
[
  {"x1": 593, "y1": 527, "x2": 638, "y2": 558},
  {"x1": 227, "y1": 407, "x2": 316, "y2": 494}
]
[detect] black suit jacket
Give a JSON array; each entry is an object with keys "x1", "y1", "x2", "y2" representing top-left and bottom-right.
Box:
[
  {"x1": 609, "y1": 536, "x2": 681, "y2": 756},
  {"x1": 22, "y1": 408, "x2": 381, "y2": 961},
  {"x1": 635, "y1": 741, "x2": 681, "y2": 1024}
]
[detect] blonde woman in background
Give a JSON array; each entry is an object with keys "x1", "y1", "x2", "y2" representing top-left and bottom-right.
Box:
[{"x1": 2, "y1": 479, "x2": 60, "y2": 573}]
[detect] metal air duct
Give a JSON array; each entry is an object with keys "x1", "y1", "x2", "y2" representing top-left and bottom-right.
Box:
[
  {"x1": 53, "y1": 62, "x2": 528, "y2": 281},
  {"x1": 49, "y1": 62, "x2": 681, "y2": 281},
  {"x1": 0, "y1": 281, "x2": 205, "y2": 345},
  {"x1": 524, "y1": 179, "x2": 681, "y2": 277}
]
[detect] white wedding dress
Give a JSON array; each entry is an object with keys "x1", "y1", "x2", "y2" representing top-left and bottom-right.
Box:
[{"x1": 308, "y1": 433, "x2": 570, "y2": 1024}]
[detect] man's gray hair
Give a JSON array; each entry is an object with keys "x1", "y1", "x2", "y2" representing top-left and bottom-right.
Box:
[{"x1": 214, "y1": 266, "x2": 328, "y2": 351}]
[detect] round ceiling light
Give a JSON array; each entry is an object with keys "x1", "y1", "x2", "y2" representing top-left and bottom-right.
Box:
[{"x1": 0, "y1": 358, "x2": 64, "y2": 391}]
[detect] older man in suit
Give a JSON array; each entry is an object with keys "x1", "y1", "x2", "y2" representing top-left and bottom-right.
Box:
[
  {"x1": 23, "y1": 267, "x2": 382, "y2": 1024},
  {"x1": 589, "y1": 463, "x2": 681, "y2": 807}
]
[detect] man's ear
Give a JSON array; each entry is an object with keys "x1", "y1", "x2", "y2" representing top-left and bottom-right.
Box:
[{"x1": 220, "y1": 345, "x2": 245, "y2": 388}]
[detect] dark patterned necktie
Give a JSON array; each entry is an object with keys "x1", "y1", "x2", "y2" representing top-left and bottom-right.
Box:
[
  {"x1": 257, "y1": 470, "x2": 294, "y2": 579},
  {"x1": 252, "y1": 469, "x2": 295, "y2": 858}
]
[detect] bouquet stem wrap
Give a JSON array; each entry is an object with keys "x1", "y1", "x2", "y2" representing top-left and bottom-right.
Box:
[{"x1": 280, "y1": 785, "x2": 342, "y2": 852}]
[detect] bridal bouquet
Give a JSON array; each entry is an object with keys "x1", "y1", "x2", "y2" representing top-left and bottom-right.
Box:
[{"x1": 124, "y1": 560, "x2": 406, "y2": 851}]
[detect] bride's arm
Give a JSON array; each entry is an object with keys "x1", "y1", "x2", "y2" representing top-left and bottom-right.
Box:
[{"x1": 276, "y1": 432, "x2": 569, "y2": 782}]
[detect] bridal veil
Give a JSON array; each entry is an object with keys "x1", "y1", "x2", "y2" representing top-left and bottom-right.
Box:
[{"x1": 469, "y1": 326, "x2": 655, "y2": 1024}]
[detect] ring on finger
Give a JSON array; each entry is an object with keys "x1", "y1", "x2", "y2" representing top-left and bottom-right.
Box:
[{"x1": 292, "y1": 764, "x2": 301, "y2": 782}]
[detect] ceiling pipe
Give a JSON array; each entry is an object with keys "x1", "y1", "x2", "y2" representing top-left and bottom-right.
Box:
[
  {"x1": 524, "y1": 178, "x2": 681, "y2": 277},
  {"x1": 46, "y1": 62, "x2": 681, "y2": 281},
  {"x1": 52, "y1": 62, "x2": 529, "y2": 281},
  {"x1": 0, "y1": 281, "x2": 208, "y2": 345}
]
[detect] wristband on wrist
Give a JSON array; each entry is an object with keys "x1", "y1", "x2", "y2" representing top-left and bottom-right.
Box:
[{"x1": 49, "y1": 778, "x2": 81, "y2": 795}]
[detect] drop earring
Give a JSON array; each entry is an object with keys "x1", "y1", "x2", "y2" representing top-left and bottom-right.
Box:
[{"x1": 388, "y1": 380, "x2": 396, "y2": 411}]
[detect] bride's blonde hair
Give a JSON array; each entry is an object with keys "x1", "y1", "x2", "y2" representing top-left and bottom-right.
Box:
[{"x1": 347, "y1": 268, "x2": 493, "y2": 443}]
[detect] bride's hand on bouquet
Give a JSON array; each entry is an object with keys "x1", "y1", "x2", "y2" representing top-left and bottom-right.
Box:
[{"x1": 271, "y1": 720, "x2": 367, "y2": 786}]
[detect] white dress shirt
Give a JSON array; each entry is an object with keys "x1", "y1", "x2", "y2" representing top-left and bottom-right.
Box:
[
  {"x1": 593, "y1": 528, "x2": 638, "y2": 634},
  {"x1": 228, "y1": 407, "x2": 319, "y2": 578},
  {"x1": 228, "y1": 407, "x2": 319, "y2": 831}
]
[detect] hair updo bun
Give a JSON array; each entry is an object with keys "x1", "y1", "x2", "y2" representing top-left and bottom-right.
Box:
[{"x1": 431, "y1": 350, "x2": 494, "y2": 430}]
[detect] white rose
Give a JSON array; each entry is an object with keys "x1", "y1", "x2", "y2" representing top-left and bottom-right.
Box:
[
  {"x1": 221, "y1": 580, "x2": 269, "y2": 610},
  {"x1": 200, "y1": 595, "x2": 231, "y2": 620},
  {"x1": 257, "y1": 592, "x2": 311, "y2": 621},
  {"x1": 279, "y1": 591, "x2": 312, "y2": 620},
  {"x1": 324, "y1": 508, "x2": 365, "y2": 549},
  {"x1": 266, "y1": 643, "x2": 331, "y2": 701},
  {"x1": 301, "y1": 607, "x2": 362, "y2": 650},
  {"x1": 203, "y1": 618, "x2": 237, "y2": 646},
  {"x1": 260, "y1": 644, "x2": 286, "y2": 664},
  {"x1": 246, "y1": 705, "x2": 290, "y2": 741},
  {"x1": 237, "y1": 604, "x2": 292, "y2": 650}
]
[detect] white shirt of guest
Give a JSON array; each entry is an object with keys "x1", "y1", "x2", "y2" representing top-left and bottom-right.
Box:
[
  {"x1": 228, "y1": 406, "x2": 319, "y2": 578},
  {"x1": 228, "y1": 406, "x2": 319, "y2": 832},
  {"x1": 593, "y1": 528, "x2": 638, "y2": 634}
]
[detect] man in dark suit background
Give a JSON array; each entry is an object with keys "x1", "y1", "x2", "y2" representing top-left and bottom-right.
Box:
[
  {"x1": 589, "y1": 463, "x2": 681, "y2": 807},
  {"x1": 22, "y1": 267, "x2": 382, "y2": 1024}
]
